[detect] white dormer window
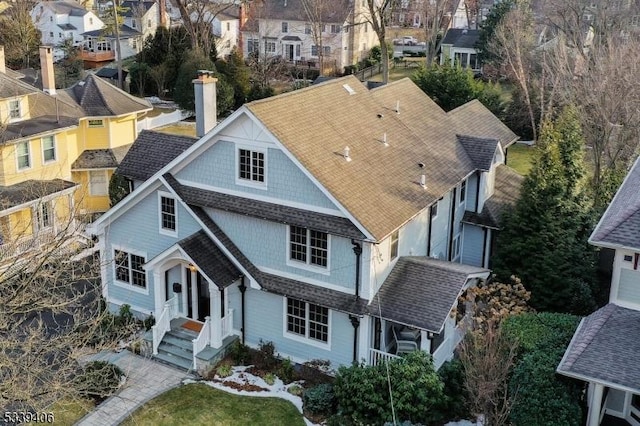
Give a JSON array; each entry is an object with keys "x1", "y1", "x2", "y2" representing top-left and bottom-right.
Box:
[
  {"x1": 9, "y1": 99, "x2": 21, "y2": 119},
  {"x1": 282, "y1": 22, "x2": 289, "y2": 33}
]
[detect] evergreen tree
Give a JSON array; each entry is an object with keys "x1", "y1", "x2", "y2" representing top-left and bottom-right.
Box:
[
  {"x1": 411, "y1": 63, "x2": 504, "y2": 116},
  {"x1": 491, "y1": 107, "x2": 597, "y2": 314},
  {"x1": 476, "y1": 0, "x2": 515, "y2": 65},
  {"x1": 215, "y1": 48, "x2": 250, "y2": 110}
]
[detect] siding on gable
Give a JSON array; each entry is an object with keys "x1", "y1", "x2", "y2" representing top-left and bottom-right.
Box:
[
  {"x1": 244, "y1": 288, "x2": 354, "y2": 367},
  {"x1": 618, "y1": 268, "x2": 640, "y2": 307},
  {"x1": 466, "y1": 172, "x2": 479, "y2": 212},
  {"x1": 104, "y1": 185, "x2": 202, "y2": 315},
  {"x1": 208, "y1": 208, "x2": 356, "y2": 291},
  {"x1": 430, "y1": 191, "x2": 452, "y2": 260},
  {"x1": 175, "y1": 140, "x2": 338, "y2": 211},
  {"x1": 461, "y1": 224, "x2": 483, "y2": 267}
]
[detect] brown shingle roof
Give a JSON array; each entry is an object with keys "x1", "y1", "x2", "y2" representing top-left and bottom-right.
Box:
[
  {"x1": 247, "y1": 76, "x2": 513, "y2": 240},
  {"x1": 449, "y1": 99, "x2": 519, "y2": 150}
]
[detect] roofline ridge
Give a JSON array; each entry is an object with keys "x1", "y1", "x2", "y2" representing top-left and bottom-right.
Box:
[
  {"x1": 247, "y1": 75, "x2": 363, "y2": 107},
  {"x1": 562, "y1": 303, "x2": 618, "y2": 370},
  {"x1": 448, "y1": 98, "x2": 480, "y2": 114}
]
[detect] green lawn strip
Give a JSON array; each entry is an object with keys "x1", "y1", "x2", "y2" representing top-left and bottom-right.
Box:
[
  {"x1": 506, "y1": 143, "x2": 534, "y2": 176},
  {"x1": 121, "y1": 383, "x2": 305, "y2": 426},
  {"x1": 49, "y1": 398, "x2": 95, "y2": 426}
]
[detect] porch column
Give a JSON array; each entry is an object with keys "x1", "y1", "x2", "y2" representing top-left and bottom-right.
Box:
[
  {"x1": 153, "y1": 269, "x2": 163, "y2": 318},
  {"x1": 420, "y1": 330, "x2": 431, "y2": 353},
  {"x1": 190, "y1": 269, "x2": 198, "y2": 320},
  {"x1": 357, "y1": 316, "x2": 371, "y2": 364},
  {"x1": 587, "y1": 383, "x2": 604, "y2": 426},
  {"x1": 181, "y1": 266, "x2": 188, "y2": 316},
  {"x1": 209, "y1": 282, "x2": 222, "y2": 348}
]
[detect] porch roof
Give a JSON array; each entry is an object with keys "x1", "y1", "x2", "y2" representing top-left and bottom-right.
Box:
[
  {"x1": 557, "y1": 303, "x2": 640, "y2": 394},
  {"x1": 0, "y1": 179, "x2": 77, "y2": 211},
  {"x1": 71, "y1": 145, "x2": 132, "y2": 169},
  {"x1": 178, "y1": 230, "x2": 242, "y2": 289},
  {"x1": 188, "y1": 205, "x2": 367, "y2": 315},
  {"x1": 164, "y1": 173, "x2": 365, "y2": 240},
  {"x1": 367, "y1": 257, "x2": 489, "y2": 333}
]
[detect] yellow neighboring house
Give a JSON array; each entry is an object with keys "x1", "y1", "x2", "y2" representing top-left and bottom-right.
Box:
[{"x1": 0, "y1": 45, "x2": 151, "y2": 260}]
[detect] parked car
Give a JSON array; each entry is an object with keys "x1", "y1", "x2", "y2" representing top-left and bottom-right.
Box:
[{"x1": 392, "y1": 36, "x2": 418, "y2": 46}]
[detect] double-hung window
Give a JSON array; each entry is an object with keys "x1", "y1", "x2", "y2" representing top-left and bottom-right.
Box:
[
  {"x1": 42, "y1": 136, "x2": 56, "y2": 163},
  {"x1": 89, "y1": 170, "x2": 108, "y2": 196},
  {"x1": 286, "y1": 298, "x2": 329, "y2": 344},
  {"x1": 238, "y1": 148, "x2": 265, "y2": 184},
  {"x1": 36, "y1": 202, "x2": 52, "y2": 230},
  {"x1": 114, "y1": 249, "x2": 147, "y2": 289},
  {"x1": 9, "y1": 99, "x2": 21, "y2": 119},
  {"x1": 390, "y1": 230, "x2": 399, "y2": 260},
  {"x1": 282, "y1": 22, "x2": 289, "y2": 33},
  {"x1": 264, "y1": 40, "x2": 276, "y2": 53},
  {"x1": 159, "y1": 194, "x2": 177, "y2": 234},
  {"x1": 16, "y1": 141, "x2": 30, "y2": 170},
  {"x1": 289, "y1": 226, "x2": 328, "y2": 269}
]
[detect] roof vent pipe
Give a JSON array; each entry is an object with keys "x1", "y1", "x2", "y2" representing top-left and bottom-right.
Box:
[
  {"x1": 420, "y1": 174, "x2": 427, "y2": 189},
  {"x1": 395, "y1": 100, "x2": 400, "y2": 114},
  {"x1": 344, "y1": 146, "x2": 352, "y2": 162},
  {"x1": 383, "y1": 132, "x2": 388, "y2": 147}
]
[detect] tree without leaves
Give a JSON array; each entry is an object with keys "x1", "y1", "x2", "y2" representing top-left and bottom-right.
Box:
[
  {"x1": 301, "y1": 0, "x2": 349, "y2": 75},
  {"x1": 420, "y1": 0, "x2": 454, "y2": 66},
  {"x1": 0, "y1": 0, "x2": 40, "y2": 69},
  {"x1": 364, "y1": 0, "x2": 394, "y2": 84}
]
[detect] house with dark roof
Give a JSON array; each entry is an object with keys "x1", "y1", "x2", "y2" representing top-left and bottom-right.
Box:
[
  {"x1": 241, "y1": 0, "x2": 379, "y2": 72},
  {"x1": 88, "y1": 72, "x2": 521, "y2": 373},
  {"x1": 30, "y1": 1, "x2": 104, "y2": 61},
  {"x1": 0, "y1": 45, "x2": 150, "y2": 262},
  {"x1": 558, "y1": 156, "x2": 640, "y2": 426},
  {"x1": 440, "y1": 28, "x2": 481, "y2": 72}
]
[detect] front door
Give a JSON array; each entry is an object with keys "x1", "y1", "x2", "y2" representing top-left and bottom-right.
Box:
[
  {"x1": 197, "y1": 272, "x2": 210, "y2": 322},
  {"x1": 285, "y1": 44, "x2": 294, "y2": 61},
  {"x1": 185, "y1": 269, "x2": 211, "y2": 322}
]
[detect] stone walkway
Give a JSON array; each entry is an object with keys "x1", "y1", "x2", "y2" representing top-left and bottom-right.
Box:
[{"x1": 76, "y1": 351, "x2": 193, "y2": 426}]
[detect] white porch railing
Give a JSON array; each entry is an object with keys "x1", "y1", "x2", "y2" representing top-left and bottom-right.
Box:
[
  {"x1": 369, "y1": 348, "x2": 400, "y2": 366},
  {"x1": 152, "y1": 296, "x2": 179, "y2": 355},
  {"x1": 192, "y1": 316, "x2": 211, "y2": 369},
  {"x1": 222, "y1": 309, "x2": 234, "y2": 338},
  {"x1": 0, "y1": 228, "x2": 56, "y2": 260}
]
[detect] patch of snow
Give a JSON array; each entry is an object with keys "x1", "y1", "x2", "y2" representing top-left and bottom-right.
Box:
[
  {"x1": 445, "y1": 419, "x2": 478, "y2": 426},
  {"x1": 183, "y1": 366, "x2": 317, "y2": 426}
]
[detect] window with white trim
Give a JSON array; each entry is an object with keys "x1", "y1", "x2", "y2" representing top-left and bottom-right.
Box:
[
  {"x1": 16, "y1": 141, "x2": 30, "y2": 170},
  {"x1": 390, "y1": 230, "x2": 399, "y2": 260},
  {"x1": 282, "y1": 21, "x2": 289, "y2": 32},
  {"x1": 88, "y1": 119, "x2": 104, "y2": 127},
  {"x1": 238, "y1": 148, "x2": 265, "y2": 183},
  {"x1": 460, "y1": 180, "x2": 466, "y2": 204},
  {"x1": 36, "y1": 201, "x2": 52, "y2": 230},
  {"x1": 9, "y1": 99, "x2": 21, "y2": 119},
  {"x1": 286, "y1": 298, "x2": 329, "y2": 343},
  {"x1": 42, "y1": 135, "x2": 56, "y2": 162},
  {"x1": 452, "y1": 234, "x2": 461, "y2": 260},
  {"x1": 305, "y1": 24, "x2": 311, "y2": 34},
  {"x1": 160, "y1": 195, "x2": 177, "y2": 232},
  {"x1": 89, "y1": 170, "x2": 108, "y2": 196},
  {"x1": 330, "y1": 24, "x2": 341, "y2": 33},
  {"x1": 264, "y1": 40, "x2": 276, "y2": 53},
  {"x1": 289, "y1": 225, "x2": 328, "y2": 268},
  {"x1": 114, "y1": 249, "x2": 147, "y2": 288}
]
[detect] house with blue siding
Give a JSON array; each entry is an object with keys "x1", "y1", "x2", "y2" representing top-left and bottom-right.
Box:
[
  {"x1": 89, "y1": 72, "x2": 522, "y2": 372},
  {"x1": 558, "y1": 157, "x2": 640, "y2": 426}
]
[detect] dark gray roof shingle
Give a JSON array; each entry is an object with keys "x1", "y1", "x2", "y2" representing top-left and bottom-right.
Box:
[
  {"x1": 3, "y1": 116, "x2": 79, "y2": 143},
  {"x1": 590, "y1": 157, "x2": 640, "y2": 250},
  {"x1": 178, "y1": 230, "x2": 242, "y2": 288},
  {"x1": 62, "y1": 74, "x2": 151, "y2": 116},
  {"x1": 117, "y1": 131, "x2": 197, "y2": 181},
  {"x1": 367, "y1": 257, "x2": 489, "y2": 332},
  {"x1": 441, "y1": 29, "x2": 480, "y2": 48},
  {"x1": 71, "y1": 145, "x2": 131, "y2": 169},
  {"x1": 449, "y1": 100, "x2": 519, "y2": 150},
  {"x1": 256, "y1": 0, "x2": 351, "y2": 23},
  {"x1": 164, "y1": 174, "x2": 365, "y2": 240},
  {"x1": 457, "y1": 134, "x2": 498, "y2": 171},
  {"x1": 557, "y1": 304, "x2": 640, "y2": 392},
  {"x1": 82, "y1": 25, "x2": 142, "y2": 38},
  {"x1": 189, "y1": 205, "x2": 366, "y2": 314},
  {"x1": 0, "y1": 179, "x2": 78, "y2": 210}
]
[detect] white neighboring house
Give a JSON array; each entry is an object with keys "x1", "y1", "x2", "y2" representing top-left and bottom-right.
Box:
[
  {"x1": 121, "y1": 1, "x2": 161, "y2": 42},
  {"x1": 212, "y1": 11, "x2": 239, "y2": 58},
  {"x1": 30, "y1": 0, "x2": 104, "y2": 61},
  {"x1": 241, "y1": 0, "x2": 379, "y2": 72},
  {"x1": 81, "y1": 25, "x2": 143, "y2": 63}
]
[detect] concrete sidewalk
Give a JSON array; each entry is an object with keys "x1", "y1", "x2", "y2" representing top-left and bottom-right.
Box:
[{"x1": 76, "y1": 351, "x2": 193, "y2": 426}]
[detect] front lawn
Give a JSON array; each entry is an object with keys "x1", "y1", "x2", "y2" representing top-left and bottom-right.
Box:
[
  {"x1": 50, "y1": 398, "x2": 94, "y2": 426},
  {"x1": 121, "y1": 383, "x2": 305, "y2": 426}
]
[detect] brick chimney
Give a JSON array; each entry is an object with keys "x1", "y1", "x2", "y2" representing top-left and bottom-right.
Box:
[
  {"x1": 39, "y1": 46, "x2": 56, "y2": 95},
  {"x1": 0, "y1": 45, "x2": 5, "y2": 74},
  {"x1": 192, "y1": 70, "x2": 217, "y2": 138},
  {"x1": 157, "y1": 0, "x2": 167, "y2": 28}
]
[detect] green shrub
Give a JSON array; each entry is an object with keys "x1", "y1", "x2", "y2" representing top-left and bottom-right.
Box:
[
  {"x1": 264, "y1": 372, "x2": 276, "y2": 386},
  {"x1": 216, "y1": 364, "x2": 233, "y2": 378},
  {"x1": 142, "y1": 314, "x2": 155, "y2": 331},
  {"x1": 502, "y1": 312, "x2": 580, "y2": 356},
  {"x1": 254, "y1": 340, "x2": 277, "y2": 370},
  {"x1": 303, "y1": 383, "x2": 335, "y2": 415},
  {"x1": 75, "y1": 361, "x2": 123, "y2": 401},
  {"x1": 278, "y1": 358, "x2": 296, "y2": 384},
  {"x1": 287, "y1": 384, "x2": 303, "y2": 396},
  {"x1": 334, "y1": 351, "x2": 445, "y2": 425},
  {"x1": 229, "y1": 341, "x2": 250, "y2": 365},
  {"x1": 437, "y1": 359, "x2": 470, "y2": 421}
]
